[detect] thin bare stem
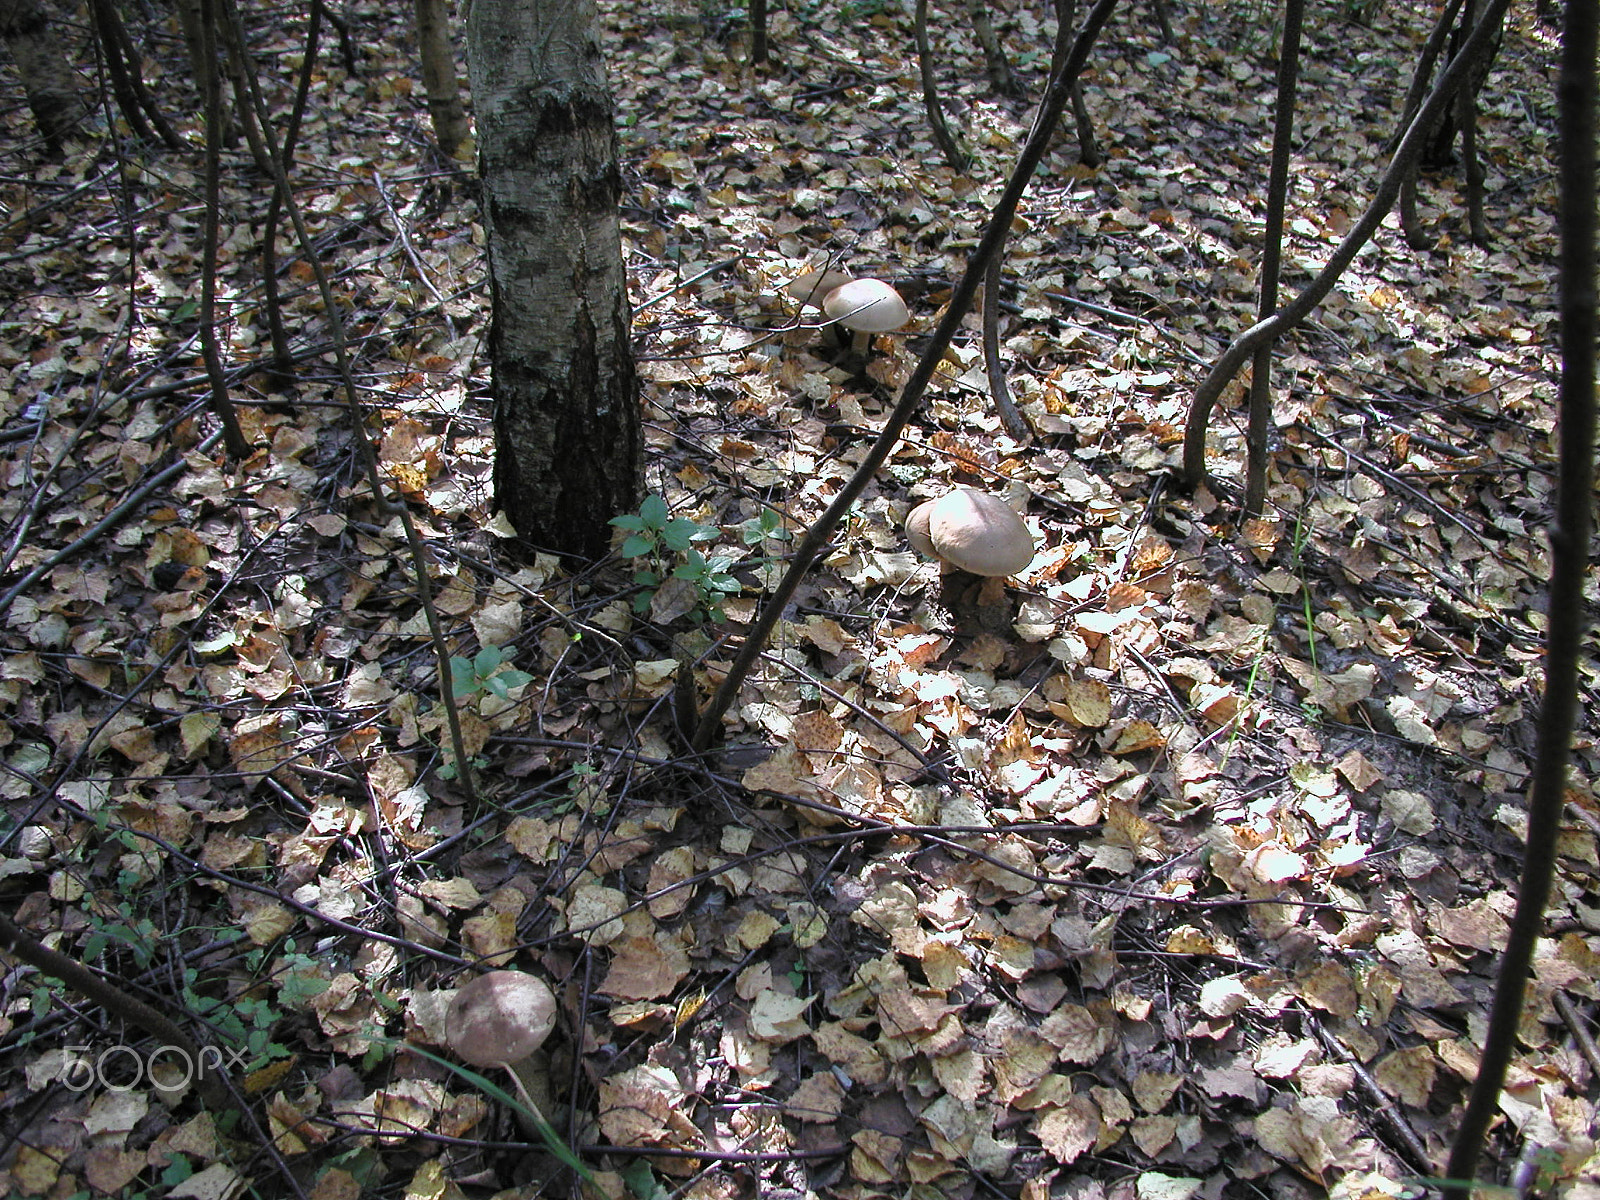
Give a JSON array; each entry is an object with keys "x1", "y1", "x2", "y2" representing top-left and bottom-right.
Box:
[
  {"x1": 196, "y1": 0, "x2": 250, "y2": 458},
  {"x1": 983, "y1": 248, "x2": 1029, "y2": 439},
  {"x1": 217, "y1": 0, "x2": 478, "y2": 802},
  {"x1": 1243, "y1": 0, "x2": 1303, "y2": 516},
  {"x1": 1442, "y1": 0, "x2": 1596, "y2": 1191},
  {"x1": 1177, "y1": 0, "x2": 1511, "y2": 493},
  {"x1": 691, "y1": 0, "x2": 1121, "y2": 751},
  {"x1": 914, "y1": 0, "x2": 969, "y2": 171}
]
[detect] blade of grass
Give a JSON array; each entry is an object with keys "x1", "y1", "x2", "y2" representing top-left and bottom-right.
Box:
[{"x1": 383, "y1": 1039, "x2": 594, "y2": 1182}]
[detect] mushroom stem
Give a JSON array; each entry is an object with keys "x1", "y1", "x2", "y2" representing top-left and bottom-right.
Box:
[
  {"x1": 502, "y1": 1055, "x2": 552, "y2": 1135},
  {"x1": 446, "y1": 970, "x2": 560, "y2": 1138}
]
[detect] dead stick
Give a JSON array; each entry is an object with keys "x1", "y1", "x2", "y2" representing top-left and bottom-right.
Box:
[
  {"x1": 690, "y1": 0, "x2": 1121, "y2": 751},
  {"x1": 0, "y1": 910, "x2": 234, "y2": 1110}
]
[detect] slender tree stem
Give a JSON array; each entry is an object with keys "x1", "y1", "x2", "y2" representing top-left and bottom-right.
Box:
[
  {"x1": 1243, "y1": 0, "x2": 1303, "y2": 516},
  {"x1": 692, "y1": 0, "x2": 1121, "y2": 751},
  {"x1": 196, "y1": 0, "x2": 250, "y2": 459},
  {"x1": 1178, "y1": 0, "x2": 1511, "y2": 492},
  {"x1": 218, "y1": 0, "x2": 478, "y2": 802},
  {"x1": 1442, "y1": 0, "x2": 1596, "y2": 1192},
  {"x1": 263, "y1": 0, "x2": 323, "y2": 378},
  {"x1": 914, "y1": 0, "x2": 969, "y2": 171}
]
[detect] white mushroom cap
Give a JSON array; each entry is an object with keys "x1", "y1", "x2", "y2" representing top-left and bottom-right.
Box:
[
  {"x1": 447, "y1": 971, "x2": 557, "y2": 1067},
  {"x1": 906, "y1": 499, "x2": 938, "y2": 559},
  {"x1": 821, "y1": 278, "x2": 909, "y2": 333},
  {"x1": 783, "y1": 268, "x2": 854, "y2": 309},
  {"x1": 907, "y1": 489, "x2": 1034, "y2": 577}
]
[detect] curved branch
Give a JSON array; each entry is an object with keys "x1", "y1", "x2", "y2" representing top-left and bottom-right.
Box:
[
  {"x1": 691, "y1": 0, "x2": 1121, "y2": 751},
  {"x1": 0, "y1": 910, "x2": 236, "y2": 1110},
  {"x1": 1177, "y1": 0, "x2": 1512, "y2": 492}
]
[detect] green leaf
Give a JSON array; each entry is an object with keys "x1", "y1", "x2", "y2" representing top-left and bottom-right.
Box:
[
  {"x1": 660, "y1": 517, "x2": 702, "y2": 552},
  {"x1": 638, "y1": 494, "x2": 669, "y2": 528},
  {"x1": 159, "y1": 1154, "x2": 194, "y2": 1187},
  {"x1": 673, "y1": 551, "x2": 708, "y2": 580},
  {"x1": 609, "y1": 514, "x2": 646, "y2": 531},
  {"x1": 620, "y1": 533, "x2": 654, "y2": 559},
  {"x1": 474, "y1": 645, "x2": 506, "y2": 674},
  {"x1": 620, "y1": 1160, "x2": 661, "y2": 1199}
]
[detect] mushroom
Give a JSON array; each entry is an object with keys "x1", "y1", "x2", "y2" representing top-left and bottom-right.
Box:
[
  {"x1": 820, "y1": 277, "x2": 909, "y2": 353},
  {"x1": 905, "y1": 489, "x2": 1034, "y2": 577},
  {"x1": 447, "y1": 970, "x2": 558, "y2": 1127},
  {"x1": 782, "y1": 268, "x2": 854, "y2": 309}
]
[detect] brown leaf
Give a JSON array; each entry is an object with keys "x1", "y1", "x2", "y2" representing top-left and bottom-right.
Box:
[
  {"x1": 1107, "y1": 719, "x2": 1166, "y2": 756},
  {"x1": 786, "y1": 1072, "x2": 846, "y2": 1124},
  {"x1": 1429, "y1": 896, "x2": 1511, "y2": 953},
  {"x1": 814, "y1": 1021, "x2": 888, "y2": 1088},
  {"x1": 597, "y1": 1065, "x2": 695, "y2": 1148},
  {"x1": 1033, "y1": 1095, "x2": 1100, "y2": 1164},
  {"x1": 1130, "y1": 1115, "x2": 1179, "y2": 1157},
  {"x1": 993, "y1": 1029, "x2": 1058, "y2": 1103},
  {"x1": 1131, "y1": 1070, "x2": 1183, "y2": 1113},
  {"x1": 1335, "y1": 748, "x2": 1383, "y2": 792},
  {"x1": 877, "y1": 988, "x2": 954, "y2": 1036},
  {"x1": 1039, "y1": 1000, "x2": 1115, "y2": 1065},
  {"x1": 599, "y1": 933, "x2": 691, "y2": 1000},
  {"x1": 1373, "y1": 1045, "x2": 1436, "y2": 1107}
]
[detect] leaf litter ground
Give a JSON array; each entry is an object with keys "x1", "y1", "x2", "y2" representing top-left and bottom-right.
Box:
[{"x1": 0, "y1": 2, "x2": 1593, "y2": 1199}]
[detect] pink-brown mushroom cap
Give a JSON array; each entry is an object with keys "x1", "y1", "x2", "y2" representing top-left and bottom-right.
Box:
[
  {"x1": 447, "y1": 971, "x2": 557, "y2": 1068},
  {"x1": 909, "y1": 489, "x2": 1033, "y2": 577}
]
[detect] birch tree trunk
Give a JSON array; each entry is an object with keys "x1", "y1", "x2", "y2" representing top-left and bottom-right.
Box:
[
  {"x1": 0, "y1": 0, "x2": 84, "y2": 148},
  {"x1": 468, "y1": 0, "x2": 639, "y2": 559},
  {"x1": 414, "y1": 0, "x2": 466, "y2": 155}
]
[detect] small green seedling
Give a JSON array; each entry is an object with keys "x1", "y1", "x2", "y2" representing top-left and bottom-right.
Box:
[
  {"x1": 611, "y1": 493, "x2": 719, "y2": 561},
  {"x1": 613, "y1": 497, "x2": 793, "y2": 624},
  {"x1": 739, "y1": 505, "x2": 793, "y2": 547},
  {"x1": 436, "y1": 645, "x2": 531, "y2": 780},
  {"x1": 437, "y1": 749, "x2": 488, "y2": 782},
  {"x1": 668, "y1": 547, "x2": 741, "y2": 620},
  {"x1": 450, "y1": 644, "x2": 534, "y2": 702},
  {"x1": 611, "y1": 494, "x2": 723, "y2": 620}
]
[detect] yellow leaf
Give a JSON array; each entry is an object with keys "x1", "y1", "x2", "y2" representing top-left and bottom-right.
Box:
[
  {"x1": 1373, "y1": 1045, "x2": 1436, "y2": 1107},
  {"x1": 1108, "y1": 719, "x2": 1165, "y2": 755},
  {"x1": 1295, "y1": 961, "x2": 1360, "y2": 1018},
  {"x1": 180, "y1": 710, "x2": 221, "y2": 759}
]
